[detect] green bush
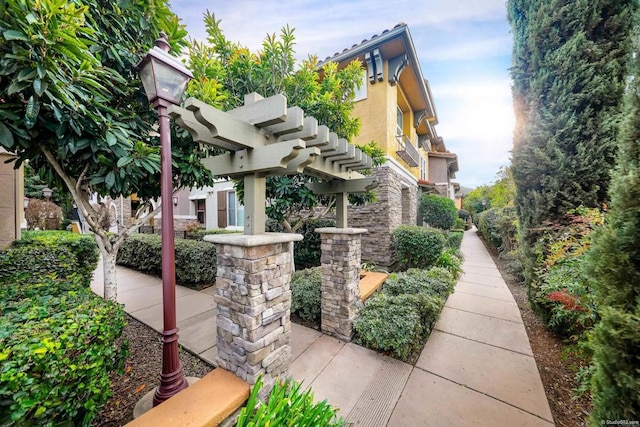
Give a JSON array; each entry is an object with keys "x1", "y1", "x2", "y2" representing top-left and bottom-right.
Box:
[
  {"x1": 0, "y1": 276, "x2": 127, "y2": 425},
  {"x1": 425, "y1": 266, "x2": 457, "y2": 289},
  {"x1": 12, "y1": 230, "x2": 99, "y2": 285},
  {"x1": 418, "y1": 195, "x2": 458, "y2": 230},
  {"x1": 0, "y1": 245, "x2": 79, "y2": 285},
  {"x1": 117, "y1": 234, "x2": 217, "y2": 288},
  {"x1": 391, "y1": 225, "x2": 446, "y2": 270},
  {"x1": 446, "y1": 230, "x2": 463, "y2": 250},
  {"x1": 434, "y1": 248, "x2": 463, "y2": 280},
  {"x1": 267, "y1": 218, "x2": 336, "y2": 269},
  {"x1": 237, "y1": 376, "x2": 344, "y2": 427},
  {"x1": 290, "y1": 267, "x2": 322, "y2": 322},
  {"x1": 383, "y1": 268, "x2": 455, "y2": 300},
  {"x1": 354, "y1": 293, "x2": 424, "y2": 361},
  {"x1": 477, "y1": 207, "x2": 518, "y2": 253},
  {"x1": 534, "y1": 256, "x2": 597, "y2": 336},
  {"x1": 184, "y1": 228, "x2": 241, "y2": 241}
]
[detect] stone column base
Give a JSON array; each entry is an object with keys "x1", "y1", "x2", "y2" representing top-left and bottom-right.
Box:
[{"x1": 315, "y1": 227, "x2": 368, "y2": 342}]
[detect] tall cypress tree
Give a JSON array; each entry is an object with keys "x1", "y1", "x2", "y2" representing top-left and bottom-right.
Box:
[
  {"x1": 508, "y1": 0, "x2": 635, "y2": 290},
  {"x1": 587, "y1": 24, "x2": 640, "y2": 422}
]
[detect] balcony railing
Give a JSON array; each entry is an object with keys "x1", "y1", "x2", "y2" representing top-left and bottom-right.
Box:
[{"x1": 395, "y1": 134, "x2": 419, "y2": 167}]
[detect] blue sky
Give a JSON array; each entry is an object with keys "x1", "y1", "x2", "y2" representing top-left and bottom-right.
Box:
[{"x1": 170, "y1": 0, "x2": 514, "y2": 189}]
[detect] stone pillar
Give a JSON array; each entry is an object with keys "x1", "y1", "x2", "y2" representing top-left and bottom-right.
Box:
[
  {"x1": 205, "y1": 233, "x2": 302, "y2": 396},
  {"x1": 315, "y1": 227, "x2": 368, "y2": 342}
]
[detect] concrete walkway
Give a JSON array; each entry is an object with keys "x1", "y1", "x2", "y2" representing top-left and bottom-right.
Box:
[{"x1": 91, "y1": 228, "x2": 554, "y2": 426}]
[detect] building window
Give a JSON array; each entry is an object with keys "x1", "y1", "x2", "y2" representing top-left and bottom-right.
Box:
[
  {"x1": 396, "y1": 106, "x2": 404, "y2": 136},
  {"x1": 420, "y1": 156, "x2": 427, "y2": 180},
  {"x1": 227, "y1": 191, "x2": 244, "y2": 228},
  {"x1": 354, "y1": 73, "x2": 367, "y2": 101},
  {"x1": 196, "y1": 199, "x2": 206, "y2": 224}
]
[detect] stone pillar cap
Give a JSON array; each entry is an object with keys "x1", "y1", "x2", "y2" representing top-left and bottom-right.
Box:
[
  {"x1": 315, "y1": 227, "x2": 368, "y2": 235},
  {"x1": 204, "y1": 232, "x2": 303, "y2": 246}
]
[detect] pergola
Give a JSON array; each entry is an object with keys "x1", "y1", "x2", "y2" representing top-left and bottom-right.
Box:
[{"x1": 168, "y1": 92, "x2": 378, "y2": 233}]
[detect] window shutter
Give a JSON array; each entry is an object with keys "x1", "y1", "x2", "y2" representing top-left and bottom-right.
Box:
[{"x1": 217, "y1": 191, "x2": 227, "y2": 228}]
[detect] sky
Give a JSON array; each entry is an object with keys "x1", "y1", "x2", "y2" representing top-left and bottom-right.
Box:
[{"x1": 170, "y1": 0, "x2": 514, "y2": 189}]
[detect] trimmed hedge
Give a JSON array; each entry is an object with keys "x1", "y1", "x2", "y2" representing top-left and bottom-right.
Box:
[
  {"x1": 290, "y1": 267, "x2": 322, "y2": 322},
  {"x1": 0, "y1": 260, "x2": 126, "y2": 425},
  {"x1": 116, "y1": 234, "x2": 217, "y2": 288},
  {"x1": 392, "y1": 225, "x2": 446, "y2": 270},
  {"x1": 184, "y1": 228, "x2": 241, "y2": 241},
  {"x1": 10, "y1": 230, "x2": 99, "y2": 285},
  {"x1": 267, "y1": 218, "x2": 336, "y2": 269}
]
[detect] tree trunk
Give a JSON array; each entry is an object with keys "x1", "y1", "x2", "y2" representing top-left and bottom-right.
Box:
[{"x1": 99, "y1": 243, "x2": 119, "y2": 301}]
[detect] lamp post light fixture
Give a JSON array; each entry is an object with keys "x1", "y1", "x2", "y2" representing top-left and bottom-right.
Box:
[
  {"x1": 172, "y1": 196, "x2": 178, "y2": 206},
  {"x1": 42, "y1": 187, "x2": 53, "y2": 201},
  {"x1": 136, "y1": 32, "x2": 193, "y2": 406},
  {"x1": 23, "y1": 197, "x2": 29, "y2": 210}
]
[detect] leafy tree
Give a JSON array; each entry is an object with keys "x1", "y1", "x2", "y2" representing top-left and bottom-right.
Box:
[
  {"x1": 463, "y1": 167, "x2": 515, "y2": 215},
  {"x1": 186, "y1": 12, "x2": 385, "y2": 232},
  {"x1": 587, "y1": 23, "x2": 640, "y2": 422},
  {"x1": 507, "y1": 0, "x2": 635, "y2": 289},
  {"x1": 0, "y1": 0, "x2": 214, "y2": 300}
]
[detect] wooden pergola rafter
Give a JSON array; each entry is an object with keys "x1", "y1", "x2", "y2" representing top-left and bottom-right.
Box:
[{"x1": 169, "y1": 92, "x2": 378, "y2": 234}]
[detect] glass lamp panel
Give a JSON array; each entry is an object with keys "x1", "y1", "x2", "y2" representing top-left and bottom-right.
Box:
[
  {"x1": 138, "y1": 59, "x2": 157, "y2": 102},
  {"x1": 152, "y1": 60, "x2": 190, "y2": 104}
]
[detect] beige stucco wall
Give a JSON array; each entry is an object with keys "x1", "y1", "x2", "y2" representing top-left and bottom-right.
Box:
[
  {"x1": 351, "y1": 60, "x2": 424, "y2": 180},
  {"x1": 0, "y1": 150, "x2": 23, "y2": 249}
]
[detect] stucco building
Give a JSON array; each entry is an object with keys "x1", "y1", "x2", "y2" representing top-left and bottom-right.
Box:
[
  {"x1": 321, "y1": 23, "x2": 457, "y2": 266},
  {"x1": 0, "y1": 149, "x2": 24, "y2": 249}
]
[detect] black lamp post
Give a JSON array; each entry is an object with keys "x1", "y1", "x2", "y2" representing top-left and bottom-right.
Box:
[{"x1": 136, "y1": 32, "x2": 193, "y2": 406}]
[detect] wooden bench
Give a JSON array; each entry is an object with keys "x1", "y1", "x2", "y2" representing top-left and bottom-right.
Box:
[
  {"x1": 126, "y1": 369, "x2": 250, "y2": 427},
  {"x1": 359, "y1": 271, "x2": 388, "y2": 301}
]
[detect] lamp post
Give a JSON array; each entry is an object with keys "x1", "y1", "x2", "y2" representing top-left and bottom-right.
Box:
[
  {"x1": 136, "y1": 32, "x2": 193, "y2": 406},
  {"x1": 42, "y1": 187, "x2": 53, "y2": 201}
]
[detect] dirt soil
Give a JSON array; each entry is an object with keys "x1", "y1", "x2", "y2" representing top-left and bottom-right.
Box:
[
  {"x1": 484, "y1": 243, "x2": 592, "y2": 427},
  {"x1": 93, "y1": 314, "x2": 213, "y2": 426}
]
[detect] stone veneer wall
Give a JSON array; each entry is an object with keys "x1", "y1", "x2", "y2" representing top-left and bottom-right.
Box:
[
  {"x1": 205, "y1": 233, "x2": 302, "y2": 397},
  {"x1": 348, "y1": 165, "x2": 418, "y2": 267},
  {"x1": 316, "y1": 228, "x2": 367, "y2": 342}
]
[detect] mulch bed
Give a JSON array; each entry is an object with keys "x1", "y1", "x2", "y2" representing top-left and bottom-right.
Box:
[
  {"x1": 93, "y1": 314, "x2": 213, "y2": 426},
  {"x1": 482, "y1": 241, "x2": 592, "y2": 427}
]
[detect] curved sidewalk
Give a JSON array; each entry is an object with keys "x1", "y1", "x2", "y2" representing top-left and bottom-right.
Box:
[{"x1": 388, "y1": 228, "x2": 554, "y2": 426}]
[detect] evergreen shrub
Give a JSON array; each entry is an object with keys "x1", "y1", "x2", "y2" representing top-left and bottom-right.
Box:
[
  {"x1": 117, "y1": 234, "x2": 216, "y2": 288},
  {"x1": 290, "y1": 267, "x2": 322, "y2": 322},
  {"x1": 353, "y1": 293, "x2": 424, "y2": 361},
  {"x1": 267, "y1": 218, "x2": 336, "y2": 269},
  {"x1": 418, "y1": 194, "x2": 457, "y2": 230},
  {"x1": 14, "y1": 230, "x2": 99, "y2": 284},
  {"x1": 383, "y1": 268, "x2": 454, "y2": 300},
  {"x1": 392, "y1": 225, "x2": 446, "y2": 270},
  {"x1": 0, "y1": 275, "x2": 127, "y2": 425},
  {"x1": 446, "y1": 230, "x2": 464, "y2": 250},
  {"x1": 184, "y1": 228, "x2": 241, "y2": 241}
]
